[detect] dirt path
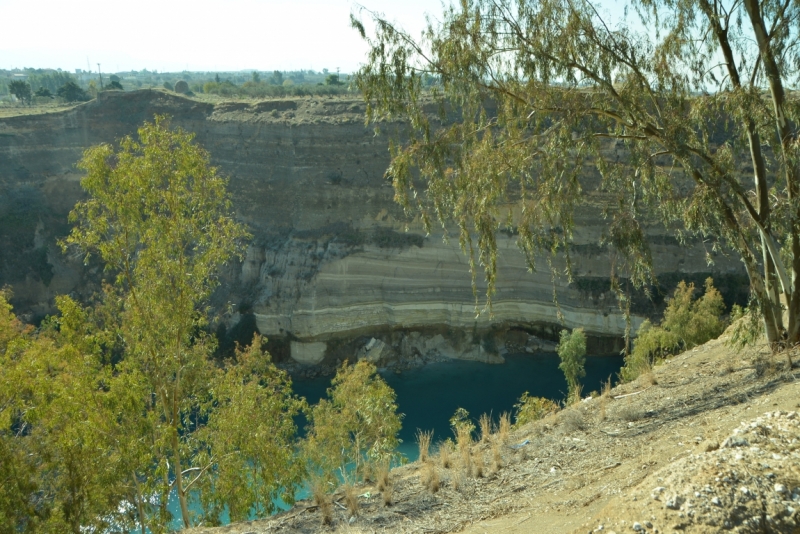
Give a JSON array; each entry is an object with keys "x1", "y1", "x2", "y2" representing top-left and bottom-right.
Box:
[{"x1": 186, "y1": 330, "x2": 800, "y2": 534}]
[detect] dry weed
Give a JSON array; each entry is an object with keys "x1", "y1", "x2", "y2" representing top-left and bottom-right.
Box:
[
  {"x1": 456, "y1": 425, "x2": 473, "y2": 476},
  {"x1": 310, "y1": 477, "x2": 333, "y2": 525},
  {"x1": 376, "y1": 461, "x2": 390, "y2": 493},
  {"x1": 438, "y1": 440, "x2": 453, "y2": 469},
  {"x1": 491, "y1": 437, "x2": 502, "y2": 474},
  {"x1": 560, "y1": 408, "x2": 587, "y2": 432},
  {"x1": 344, "y1": 483, "x2": 359, "y2": 517},
  {"x1": 381, "y1": 482, "x2": 393, "y2": 507},
  {"x1": 421, "y1": 460, "x2": 440, "y2": 493},
  {"x1": 473, "y1": 451, "x2": 484, "y2": 478},
  {"x1": 498, "y1": 412, "x2": 511, "y2": 443},
  {"x1": 479, "y1": 413, "x2": 492, "y2": 443},
  {"x1": 599, "y1": 376, "x2": 612, "y2": 421},
  {"x1": 416, "y1": 429, "x2": 433, "y2": 463},
  {"x1": 618, "y1": 403, "x2": 645, "y2": 422}
]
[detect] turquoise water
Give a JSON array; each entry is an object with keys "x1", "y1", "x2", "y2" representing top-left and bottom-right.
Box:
[
  {"x1": 168, "y1": 352, "x2": 623, "y2": 527},
  {"x1": 293, "y1": 352, "x2": 623, "y2": 461}
]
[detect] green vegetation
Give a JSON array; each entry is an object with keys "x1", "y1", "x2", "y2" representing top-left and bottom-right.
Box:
[
  {"x1": 56, "y1": 81, "x2": 89, "y2": 102},
  {"x1": 513, "y1": 393, "x2": 559, "y2": 427},
  {"x1": 557, "y1": 328, "x2": 587, "y2": 403},
  {"x1": 353, "y1": 0, "x2": 800, "y2": 348},
  {"x1": 8, "y1": 80, "x2": 31, "y2": 104},
  {"x1": 202, "y1": 79, "x2": 352, "y2": 98},
  {"x1": 303, "y1": 360, "x2": 402, "y2": 487},
  {"x1": 34, "y1": 87, "x2": 53, "y2": 98},
  {"x1": 622, "y1": 278, "x2": 727, "y2": 381},
  {"x1": 65, "y1": 115, "x2": 253, "y2": 529}
]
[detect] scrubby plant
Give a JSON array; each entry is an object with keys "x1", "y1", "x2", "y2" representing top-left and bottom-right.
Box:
[
  {"x1": 498, "y1": 411, "x2": 511, "y2": 442},
  {"x1": 416, "y1": 429, "x2": 433, "y2": 463},
  {"x1": 303, "y1": 360, "x2": 402, "y2": 487},
  {"x1": 727, "y1": 302, "x2": 764, "y2": 351},
  {"x1": 310, "y1": 477, "x2": 333, "y2": 525},
  {"x1": 438, "y1": 440, "x2": 453, "y2": 469},
  {"x1": 479, "y1": 413, "x2": 492, "y2": 443},
  {"x1": 513, "y1": 392, "x2": 559, "y2": 428},
  {"x1": 557, "y1": 328, "x2": 587, "y2": 403},
  {"x1": 421, "y1": 460, "x2": 440, "y2": 493},
  {"x1": 344, "y1": 483, "x2": 359, "y2": 517},
  {"x1": 622, "y1": 278, "x2": 727, "y2": 381}
]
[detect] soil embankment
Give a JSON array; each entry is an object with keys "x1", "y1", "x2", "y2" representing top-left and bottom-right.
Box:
[{"x1": 187, "y1": 327, "x2": 800, "y2": 533}]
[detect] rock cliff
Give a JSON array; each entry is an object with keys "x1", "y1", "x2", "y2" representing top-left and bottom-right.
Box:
[{"x1": 0, "y1": 90, "x2": 748, "y2": 364}]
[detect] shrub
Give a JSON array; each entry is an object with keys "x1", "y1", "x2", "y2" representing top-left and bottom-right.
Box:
[
  {"x1": 56, "y1": 81, "x2": 89, "y2": 102},
  {"x1": 303, "y1": 360, "x2": 402, "y2": 486},
  {"x1": 513, "y1": 392, "x2": 559, "y2": 427},
  {"x1": 622, "y1": 278, "x2": 727, "y2": 381},
  {"x1": 416, "y1": 429, "x2": 433, "y2": 463},
  {"x1": 34, "y1": 87, "x2": 53, "y2": 98},
  {"x1": 9, "y1": 80, "x2": 31, "y2": 104},
  {"x1": 557, "y1": 328, "x2": 587, "y2": 403}
]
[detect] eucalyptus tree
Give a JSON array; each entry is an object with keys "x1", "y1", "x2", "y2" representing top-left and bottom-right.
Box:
[
  {"x1": 303, "y1": 360, "x2": 402, "y2": 487},
  {"x1": 65, "y1": 116, "x2": 302, "y2": 530},
  {"x1": 352, "y1": 0, "x2": 800, "y2": 348}
]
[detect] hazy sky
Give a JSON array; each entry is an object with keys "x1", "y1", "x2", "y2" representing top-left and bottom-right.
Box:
[{"x1": 0, "y1": 0, "x2": 626, "y2": 74}]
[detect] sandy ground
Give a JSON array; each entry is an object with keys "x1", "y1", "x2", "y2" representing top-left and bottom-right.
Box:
[{"x1": 185, "y1": 327, "x2": 800, "y2": 534}]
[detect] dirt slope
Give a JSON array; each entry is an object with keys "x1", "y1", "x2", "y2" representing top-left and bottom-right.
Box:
[{"x1": 186, "y1": 329, "x2": 800, "y2": 534}]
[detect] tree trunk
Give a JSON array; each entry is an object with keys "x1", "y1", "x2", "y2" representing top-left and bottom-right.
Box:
[
  {"x1": 703, "y1": 1, "x2": 788, "y2": 345},
  {"x1": 172, "y1": 428, "x2": 191, "y2": 528},
  {"x1": 744, "y1": 0, "x2": 800, "y2": 345}
]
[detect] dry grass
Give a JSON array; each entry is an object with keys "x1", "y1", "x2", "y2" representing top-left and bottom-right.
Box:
[
  {"x1": 491, "y1": 437, "x2": 503, "y2": 474},
  {"x1": 438, "y1": 440, "x2": 453, "y2": 469},
  {"x1": 310, "y1": 478, "x2": 333, "y2": 525},
  {"x1": 642, "y1": 370, "x2": 658, "y2": 386},
  {"x1": 416, "y1": 429, "x2": 433, "y2": 463},
  {"x1": 498, "y1": 412, "x2": 511, "y2": 443},
  {"x1": 344, "y1": 483, "x2": 359, "y2": 517},
  {"x1": 479, "y1": 413, "x2": 492, "y2": 443},
  {"x1": 381, "y1": 482, "x2": 393, "y2": 507},
  {"x1": 560, "y1": 408, "x2": 587, "y2": 432},
  {"x1": 421, "y1": 460, "x2": 440, "y2": 493},
  {"x1": 376, "y1": 461, "x2": 390, "y2": 493},
  {"x1": 599, "y1": 376, "x2": 612, "y2": 421},
  {"x1": 456, "y1": 426, "x2": 473, "y2": 477},
  {"x1": 473, "y1": 451, "x2": 484, "y2": 478}
]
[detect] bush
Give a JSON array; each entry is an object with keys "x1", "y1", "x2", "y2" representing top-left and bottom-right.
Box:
[
  {"x1": 34, "y1": 87, "x2": 53, "y2": 98},
  {"x1": 557, "y1": 327, "x2": 587, "y2": 403},
  {"x1": 621, "y1": 278, "x2": 727, "y2": 381},
  {"x1": 513, "y1": 392, "x2": 559, "y2": 427},
  {"x1": 303, "y1": 360, "x2": 402, "y2": 486},
  {"x1": 9, "y1": 80, "x2": 31, "y2": 104},
  {"x1": 56, "y1": 81, "x2": 90, "y2": 102}
]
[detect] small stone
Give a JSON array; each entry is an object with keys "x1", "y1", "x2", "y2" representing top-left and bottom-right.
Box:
[
  {"x1": 665, "y1": 495, "x2": 684, "y2": 510},
  {"x1": 775, "y1": 483, "x2": 787, "y2": 494},
  {"x1": 644, "y1": 521, "x2": 653, "y2": 529},
  {"x1": 740, "y1": 486, "x2": 751, "y2": 496},
  {"x1": 632, "y1": 522, "x2": 644, "y2": 531},
  {"x1": 722, "y1": 436, "x2": 749, "y2": 448},
  {"x1": 711, "y1": 496, "x2": 721, "y2": 506}
]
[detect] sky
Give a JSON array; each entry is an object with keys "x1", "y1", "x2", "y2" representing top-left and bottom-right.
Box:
[{"x1": 0, "y1": 0, "x2": 626, "y2": 74}]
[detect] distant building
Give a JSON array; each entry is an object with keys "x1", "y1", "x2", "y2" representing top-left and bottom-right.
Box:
[{"x1": 11, "y1": 73, "x2": 28, "y2": 81}]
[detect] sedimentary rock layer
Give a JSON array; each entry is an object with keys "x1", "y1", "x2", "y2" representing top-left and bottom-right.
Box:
[{"x1": 0, "y1": 90, "x2": 746, "y2": 358}]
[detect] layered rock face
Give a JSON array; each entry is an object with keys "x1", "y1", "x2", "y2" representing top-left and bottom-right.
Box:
[{"x1": 0, "y1": 90, "x2": 747, "y2": 364}]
